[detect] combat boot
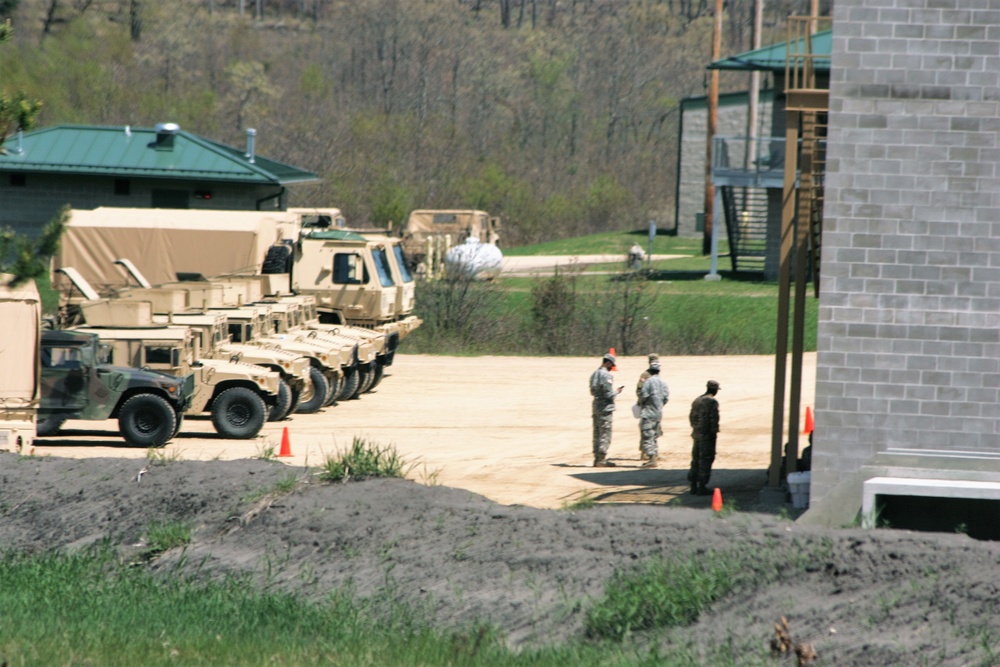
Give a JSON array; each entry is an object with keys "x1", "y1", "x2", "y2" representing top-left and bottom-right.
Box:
[
  {"x1": 593, "y1": 456, "x2": 617, "y2": 468},
  {"x1": 696, "y1": 483, "x2": 711, "y2": 496},
  {"x1": 641, "y1": 454, "x2": 658, "y2": 469}
]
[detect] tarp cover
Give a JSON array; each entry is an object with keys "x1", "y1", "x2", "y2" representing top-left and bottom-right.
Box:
[
  {"x1": 54, "y1": 208, "x2": 289, "y2": 292},
  {"x1": 0, "y1": 275, "x2": 40, "y2": 401},
  {"x1": 404, "y1": 210, "x2": 489, "y2": 235}
]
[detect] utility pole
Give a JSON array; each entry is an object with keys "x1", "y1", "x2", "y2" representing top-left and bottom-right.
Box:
[
  {"x1": 747, "y1": 0, "x2": 763, "y2": 169},
  {"x1": 703, "y1": 0, "x2": 723, "y2": 256}
]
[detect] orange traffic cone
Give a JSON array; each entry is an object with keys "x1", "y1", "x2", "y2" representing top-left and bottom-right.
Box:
[
  {"x1": 278, "y1": 427, "x2": 293, "y2": 457},
  {"x1": 803, "y1": 406, "x2": 814, "y2": 435},
  {"x1": 608, "y1": 347, "x2": 617, "y2": 371},
  {"x1": 711, "y1": 487, "x2": 723, "y2": 512}
]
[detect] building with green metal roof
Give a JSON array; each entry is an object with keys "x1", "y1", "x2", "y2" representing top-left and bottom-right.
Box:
[{"x1": 0, "y1": 123, "x2": 318, "y2": 235}]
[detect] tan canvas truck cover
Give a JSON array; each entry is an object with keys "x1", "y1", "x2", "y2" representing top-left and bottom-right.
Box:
[
  {"x1": 403, "y1": 210, "x2": 498, "y2": 242},
  {"x1": 53, "y1": 207, "x2": 289, "y2": 293},
  {"x1": 0, "y1": 275, "x2": 40, "y2": 450}
]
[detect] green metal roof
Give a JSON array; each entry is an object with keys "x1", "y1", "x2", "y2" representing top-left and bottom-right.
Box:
[
  {"x1": 0, "y1": 124, "x2": 318, "y2": 184},
  {"x1": 709, "y1": 29, "x2": 832, "y2": 72}
]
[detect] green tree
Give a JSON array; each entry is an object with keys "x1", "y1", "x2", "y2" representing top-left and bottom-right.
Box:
[
  {"x1": 0, "y1": 20, "x2": 42, "y2": 145},
  {"x1": 0, "y1": 207, "x2": 66, "y2": 287}
]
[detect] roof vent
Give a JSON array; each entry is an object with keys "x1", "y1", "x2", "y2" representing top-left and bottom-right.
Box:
[
  {"x1": 245, "y1": 128, "x2": 256, "y2": 164},
  {"x1": 153, "y1": 122, "x2": 180, "y2": 150}
]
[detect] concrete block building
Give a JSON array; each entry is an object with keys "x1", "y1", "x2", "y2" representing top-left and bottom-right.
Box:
[
  {"x1": 811, "y1": 1, "x2": 1000, "y2": 533},
  {"x1": 0, "y1": 124, "x2": 317, "y2": 236}
]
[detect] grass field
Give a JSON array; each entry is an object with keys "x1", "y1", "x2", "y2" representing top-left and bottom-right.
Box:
[{"x1": 408, "y1": 230, "x2": 818, "y2": 357}]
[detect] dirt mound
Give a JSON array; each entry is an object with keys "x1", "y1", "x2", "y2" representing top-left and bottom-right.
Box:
[{"x1": 2, "y1": 453, "x2": 999, "y2": 663}]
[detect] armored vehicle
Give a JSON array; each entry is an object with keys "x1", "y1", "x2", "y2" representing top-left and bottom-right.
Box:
[
  {"x1": 399, "y1": 209, "x2": 501, "y2": 275},
  {"x1": 0, "y1": 275, "x2": 41, "y2": 452},
  {"x1": 52, "y1": 207, "x2": 422, "y2": 336},
  {"x1": 39, "y1": 329, "x2": 195, "y2": 448},
  {"x1": 67, "y1": 293, "x2": 282, "y2": 439}
]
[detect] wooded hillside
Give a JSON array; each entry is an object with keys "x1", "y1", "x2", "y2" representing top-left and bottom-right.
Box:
[{"x1": 1, "y1": 0, "x2": 822, "y2": 244}]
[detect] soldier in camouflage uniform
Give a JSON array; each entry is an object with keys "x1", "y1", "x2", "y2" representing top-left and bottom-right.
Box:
[
  {"x1": 637, "y1": 361, "x2": 669, "y2": 468},
  {"x1": 636, "y1": 353, "x2": 661, "y2": 460},
  {"x1": 590, "y1": 352, "x2": 623, "y2": 467},
  {"x1": 688, "y1": 380, "x2": 721, "y2": 495}
]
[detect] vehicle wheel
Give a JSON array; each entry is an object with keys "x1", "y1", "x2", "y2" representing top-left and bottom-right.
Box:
[
  {"x1": 295, "y1": 367, "x2": 328, "y2": 414},
  {"x1": 37, "y1": 413, "x2": 67, "y2": 437},
  {"x1": 211, "y1": 387, "x2": 267, "y2": 439},
  {"x1": 262, "y1": 244, "x2": 292, "y2": 274},
  {"x1": 118, "y1": 393, "x2": 178, "y2": 448},
  {"x1": 355, "y1": 362, "x2": 374, "y2": 397},
  {"x1": 327, "y1": 373, "x2": 344, "y2": 405},
  {"x1": 337, "y1": 366, "x2": 359, "y2": 402},
  {"x1": 368, "y1": 361, "x2": 385, "y2": 391},
  {"x1": 171, "y1": 412, "x2": 184, "y2": 439},
  {"x1": 268, "y1": 380, "x2": 294, "y2": 422}
]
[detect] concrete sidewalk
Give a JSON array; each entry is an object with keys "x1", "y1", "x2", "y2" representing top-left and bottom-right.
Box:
[{"x1": 501, "y1": 254, "x2": 686, "y2": 275}]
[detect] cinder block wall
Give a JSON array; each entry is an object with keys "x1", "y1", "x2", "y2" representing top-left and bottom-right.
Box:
[{"x1": 814, "y1": 1, "x2": 1000, "y2": 505}]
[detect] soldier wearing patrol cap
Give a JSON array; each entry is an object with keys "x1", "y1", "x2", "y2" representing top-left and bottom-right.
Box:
[
  {"x1": 688, "y1": 380, "x2": 721, "y2": 495},
  {"x1": 589, "y1": 352, "x2": 623, "y2": 467}
]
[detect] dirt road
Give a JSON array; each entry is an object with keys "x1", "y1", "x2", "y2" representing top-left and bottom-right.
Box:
[{"x1": 30, "y1": 353, "x2": 815, "y2": 509}]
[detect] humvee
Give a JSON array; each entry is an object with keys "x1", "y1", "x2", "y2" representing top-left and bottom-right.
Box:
[
  {"x1": 102, "y1": 282, "x2": 313, "y2": 420},
  {"x1": 63, "y1": 289, "x2": 283, "y2": 439},
  {"x1": 39, "y1": 329, "x2": 195, "y2": 448},
  {"x1": 0, "y1": 275, "x2": 41, "y2": 452}
]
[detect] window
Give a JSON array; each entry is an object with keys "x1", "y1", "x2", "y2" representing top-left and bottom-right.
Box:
[
  {"x1": 333, "y1": 253, "x2": 368, "y2": 285},
  {"x1": 372, "y1": 248, "x2": 395, "y2": 287},
  {"x1": 144, "y1": 346, "x2": 179, "y2": 366},
  {"x1": 151, "y1": 189, "x2": 190, "y2": 209},
  {"x1": 41, "y1": 346, "x2": 82, "y2": 369},
  {"x1": 393, "y1": 245, "x2": 414, "y2": 283},
  {"x1": 228, "y1": 323, "x2": 244, "y2": 343},
  {"x1": 433, "y1": 213, "x2": 458, "y2": 225},
  {"x1": 114, "y1": 179, "x2": 131, "y2": 196}
]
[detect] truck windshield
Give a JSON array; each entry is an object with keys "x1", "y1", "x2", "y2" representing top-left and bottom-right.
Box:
[
  {"x1": 392, "y1": 245, "x2": 413, "y2": 283},
  {"x1": 372, "y1": 248, "x2": 395, "y2": 287}
]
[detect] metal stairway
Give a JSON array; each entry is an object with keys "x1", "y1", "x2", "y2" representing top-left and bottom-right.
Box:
[{"x1": 721, "y1": 186, "x2": 769, "y2": 274}]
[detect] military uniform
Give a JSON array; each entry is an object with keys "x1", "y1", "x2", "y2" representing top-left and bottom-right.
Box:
[
  {"x1": 688, "y1": 380, "x2": 721, "y2": 495},
  {"x1": 635, "y1": 353, "x2": 662, "y2": 459},
  {"x1": 590, "y1": 354, "x2": 619, "y2": 466},
  {"x1": 637, "y1": 367, "x2": 669, "y2": 467}
]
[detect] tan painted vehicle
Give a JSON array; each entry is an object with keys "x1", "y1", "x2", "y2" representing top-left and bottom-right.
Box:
[
  {"x1": 398, "y1": 209, "x2": 501, "y2": 276},
  {"x1": 111, "y1": 279, "x2": 344, "y2": 414},
  {"x1": 52, "y1": 207, "x2": 421, "y2": 337},
  {"x1": 0, "y1": 275, "x2": 40, "y2": 452},
  {"x1": 59, "y1": 286, "x2": 283, "y2": 440}
]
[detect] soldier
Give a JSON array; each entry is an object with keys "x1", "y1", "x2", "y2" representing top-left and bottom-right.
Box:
[
  {"x1": 636, "y1": 353, "x2": 661, "y2": 460},
  {"x1": 590, "y1": 352, "x2": 623, "y2": 467},
  {"x1": 688, "y1": 380, "x2": 721, "y2": 495},
  {"x1": 637, "y1": 361, "x2": 669, "y2": 468}
]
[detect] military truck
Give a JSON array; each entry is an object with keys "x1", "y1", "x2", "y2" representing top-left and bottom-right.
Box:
[
  {"x1": 0, "y1": 275, "x2": 41, "y2": 452},
  {"x1": 398, "y1": 209, "x2": 501, "y2": 276},
  {"x1": 52, "y1": 207, "x2": 421, "y2": 337},
  {"x1": 38, "y1": 329, "x2": 195, "y2": 448}
]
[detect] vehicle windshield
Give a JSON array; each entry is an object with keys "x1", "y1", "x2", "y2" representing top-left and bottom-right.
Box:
[
  {"x1": 372, "y1": 248, "x2": 395, "y2": 287},
  {"x1": 392, "y1": 245, "x2": 414, "y2": 283}
]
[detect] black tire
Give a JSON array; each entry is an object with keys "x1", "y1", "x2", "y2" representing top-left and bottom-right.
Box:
[
  {"x1": 337, "y1": 366, "x2": 360, "y2": 402},
  {"x1": 171, "y1": 411, "x2": 184, "y2": 439},
  {"x1": 368, "y1": 361, "x2": 385, "y2": 390},
  {"x1": 262, "y1": 244, "x2": 292, "y2": 274},
  {"x1": 118, "y1": 393, "x2": 178, "y2": 448},
  {"x1": 37, "y1": 413, "x2": 67, "y2": 437},
  {"x1": 327, "y1": 373, "x2": 344, "y2": 404},
  {"x1": 268, "y1": 380, "x2": 294, "y2": 422},
  {"x1": 295, "y1": 367, "x2": 328, "y2": 414},
  {"x1": 210, "y1": 387, "x2": 267, "y2": 439},
  {"x1": 355, "y1": 362, "x2": 374, "y2": 397}
]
